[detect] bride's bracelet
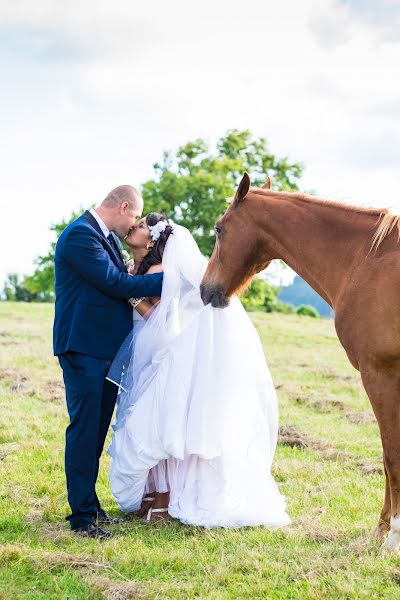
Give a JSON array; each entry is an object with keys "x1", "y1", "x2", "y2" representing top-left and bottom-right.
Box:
[{"x1": 128, "y1": 297, "x2": 145, "y2": 308}]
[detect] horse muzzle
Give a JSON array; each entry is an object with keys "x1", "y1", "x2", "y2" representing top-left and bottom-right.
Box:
[{"x1": 200, "y1": 283, "x2": 230, "y2": 308}]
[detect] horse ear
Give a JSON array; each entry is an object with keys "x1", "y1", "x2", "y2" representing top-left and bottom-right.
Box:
[
  {"x1": 233, "y1": 172, "x2": 251, "y2": 206},
  {"x1": 262, "y1": 176, "x2": 272, "y2": 189}
]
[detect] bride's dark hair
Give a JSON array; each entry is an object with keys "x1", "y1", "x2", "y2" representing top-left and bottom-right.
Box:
[{"x1": 136, "y1": 212, "x2": 174, "y2": 276}]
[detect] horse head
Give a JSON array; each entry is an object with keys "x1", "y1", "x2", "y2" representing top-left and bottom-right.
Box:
[{"x1": 200, "y1": 173, "x2": 273, "y2": 308}]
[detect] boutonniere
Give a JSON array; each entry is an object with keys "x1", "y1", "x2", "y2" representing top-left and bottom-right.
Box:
[{"x1": 121, "y1": 250, "x2": 131, "y2": 265}]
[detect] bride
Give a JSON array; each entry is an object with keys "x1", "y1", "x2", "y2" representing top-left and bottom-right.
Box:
[{"x1": 107, "y1": 213, "x2": 291, "y2": 528}]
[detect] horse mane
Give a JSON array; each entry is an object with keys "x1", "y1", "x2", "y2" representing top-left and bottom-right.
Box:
[
  {"x1": 371, "y1": 213, "x2": 400, "y2": 252},
  {"x1": 250, "y1": 188, "x2": 398, "y2": 252}
]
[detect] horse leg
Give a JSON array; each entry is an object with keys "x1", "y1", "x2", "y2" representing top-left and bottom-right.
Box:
[
  {"x1": 370, "y1": 460, "x2": 391, "y2": 542},
  {"x1": 360, "y1": 367, "x2": 400, "y2": 550}
]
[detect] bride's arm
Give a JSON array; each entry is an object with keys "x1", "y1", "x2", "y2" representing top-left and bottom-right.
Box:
[{"x1": 134, "y1": 264, "x2": 163, "y2": 318}]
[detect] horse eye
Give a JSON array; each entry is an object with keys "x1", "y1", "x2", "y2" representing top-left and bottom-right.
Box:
[{"x1": 215, "y1": 226, "x2": 222, "y2": 235}]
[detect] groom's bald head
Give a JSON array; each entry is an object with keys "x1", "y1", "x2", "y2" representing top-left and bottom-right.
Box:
[
  {"x1": 102, "y1": 185, "x2": 143, "y2": 212},
  {"x1": 97, "y1": 185, "x2": 144, "y2": 238}
]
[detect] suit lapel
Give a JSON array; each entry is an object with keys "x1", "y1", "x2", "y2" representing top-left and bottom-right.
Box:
[
  {"x1": 83, "y1": 211, "x2": 127, "y2": 272},
  {"x1": 84, "y1": 210, "x2": 104, "y2": 237}
]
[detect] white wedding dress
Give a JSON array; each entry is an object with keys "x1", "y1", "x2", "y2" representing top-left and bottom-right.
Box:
[{"x1": 107, "y1": 225, "x2": 290, "y2": 529}]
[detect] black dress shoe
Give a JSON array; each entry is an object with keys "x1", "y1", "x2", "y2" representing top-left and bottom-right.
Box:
[
  {"x1": 97, "y1": 509, "x2": 125, "y2": 525},
  {"x1": 73, "y1": 522, "x2": 112, "y2": 539}
]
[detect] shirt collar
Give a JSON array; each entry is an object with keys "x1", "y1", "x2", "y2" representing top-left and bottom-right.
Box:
[{"x1": 89, "y1": 208, "x2": 110, "y2": 238}]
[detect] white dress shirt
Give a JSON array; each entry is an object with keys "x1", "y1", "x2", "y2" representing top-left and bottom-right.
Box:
[{"x1": 89, "y1": 207, "x2": 110, "y2": 238}]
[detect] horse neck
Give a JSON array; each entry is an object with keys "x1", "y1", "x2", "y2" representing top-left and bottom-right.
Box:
[{"x1": 254, "y1": 191, "x2": 378, "y2": 307}]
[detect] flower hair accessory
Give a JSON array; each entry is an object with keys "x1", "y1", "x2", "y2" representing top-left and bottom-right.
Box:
[{"x1": 148, "y1": 219, "x2": 173, "y2": 242}]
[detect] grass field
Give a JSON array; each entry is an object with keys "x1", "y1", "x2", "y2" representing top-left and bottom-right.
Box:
[{"x1": 0, "y1": 302, "x2": 399, "y2": 599}]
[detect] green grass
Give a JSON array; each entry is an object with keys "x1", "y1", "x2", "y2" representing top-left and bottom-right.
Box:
[{"x1": 0, "y1": 302, "x2": 399, "y2": 599}]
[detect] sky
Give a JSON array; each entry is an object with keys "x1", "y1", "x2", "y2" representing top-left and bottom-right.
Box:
[{"x1": 1, "y1": 0, "x2": 400, "y2": 286}]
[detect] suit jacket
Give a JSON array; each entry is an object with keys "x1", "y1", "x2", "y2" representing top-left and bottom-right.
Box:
[{"x1": 53, "y1": 210, "x2": 163, "y2": 360}]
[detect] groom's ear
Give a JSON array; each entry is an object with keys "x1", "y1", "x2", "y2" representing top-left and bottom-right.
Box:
[{"x1": 233, "y1": 172, "x2": 251, "y2": 207}]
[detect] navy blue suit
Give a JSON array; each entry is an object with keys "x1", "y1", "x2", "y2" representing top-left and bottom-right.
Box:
[{"x1": 54, "y1": 211, "x2": 162, "y2": 529}]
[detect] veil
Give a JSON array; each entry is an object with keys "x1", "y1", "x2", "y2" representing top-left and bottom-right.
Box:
[
  {"x1": 108, "y1": 224, "x2": 209, "y2": 430},
  {"x1": 131, "y1": 224, "x2": 208, "y2": 374}
]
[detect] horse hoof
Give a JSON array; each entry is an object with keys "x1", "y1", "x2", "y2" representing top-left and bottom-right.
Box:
[{"x1": 370, "y1": 522, "x2": 390, "y2": 543}]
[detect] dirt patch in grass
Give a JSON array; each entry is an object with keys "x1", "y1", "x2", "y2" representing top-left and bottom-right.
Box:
[
  {"x1": 41, "y1": 551, "x2": 108, "y2": 569},
  {"x1": 26, "y1": 498, "x2": 47, "y2": 524},
  {"x1": 278, "y1": 425, "x2": 348, "y2": 461},
  {"x1": 0, "y1": 367, "x2": 64, "y2": 402},
  {"x1": 37, "y1": 553, "x2": 142, "y2": 599},
  {"x1": 278, "y1": 425, "x2": 316, "y2": 449},
  {"x1": 286, "y1": 511, "x2": 345, "y2": 544},
  {"x1": 0, "y1": 544, "x2": 25, "y2": 565},
  {"x1": 304, "y1": 530, "x2": 338, "y2": 543},
  {"x1": 90, "y1": 576, "x2": 142, "y2": 599},
  {"x1": 346, "y1": 411, "x2": 376, "y2": 425},
  {"x1": 26, "y1": 509, "x2": 44, "y2": 524},
  {"x1": 357, "y1": 460, "x2": 383, "y2": 476},
  {"x1": 292, "y1": 392, "x2": 349, "y2": 414},
  {"x1": 0, "y1": 369, "x2": 30, "y2": 393},
  {"x1": 37, "y1": 522, "x2": 72, "y2": 543},
  {"x1": 347, "y1": 533, "x2": 379, "y2": 555},
  {"x1": 278, "y1": 425, "x2": 344, "y2": 458},
  {"x1": 287, "y1": 524, "x2": 339, "y2": 544},
  {"x1": 391, "y1": 570, "x2": 400, "y2": 585},
  {"x1": 318, "y1": 368, "x2": 354, "y2": 382},
  {"x1": 0, "y1": 442, "x2": 19, "y2": 461},
  {"x1": 41, "y1": 380, "x2": 65, "y2": 402},
  {"x1": 312, "y1": 398, "x2": 349, "y2": 413}
]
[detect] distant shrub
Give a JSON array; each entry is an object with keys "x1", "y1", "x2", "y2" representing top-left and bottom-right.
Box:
[
  {"x1": 241, "y1": 279, "x2": 279, "y2": 311},
  {"x1": 296, "y1": 304, "x2": 320, "y2": 318},
  {"x1": 272, "y1": 301, "x2": 295, "y2": 314}
]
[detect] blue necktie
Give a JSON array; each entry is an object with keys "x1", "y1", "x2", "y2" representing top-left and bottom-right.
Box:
[{"x1": 107, "y1": 233, "x2": 120, "y2": 255}]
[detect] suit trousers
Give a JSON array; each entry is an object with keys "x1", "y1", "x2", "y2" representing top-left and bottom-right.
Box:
[{"x1": 58, "y1": 351, "x2": 118, "y2": 529}]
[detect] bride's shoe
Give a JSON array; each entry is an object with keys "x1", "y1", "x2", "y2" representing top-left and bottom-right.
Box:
[
  {"x1": 128, "y1": 495, "x2": 155, "y2": 519},
  {"x1": 143, "y1": 507, "x2": 173, "y2": 525}
]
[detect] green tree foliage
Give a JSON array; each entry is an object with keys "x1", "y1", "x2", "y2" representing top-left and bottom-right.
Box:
[
  {"x1": 272, "y1": 301, "x2": 295, "y2": 315},
  {"x1": 2, "y1": 273, "x2": 38, "y2": 302},
  {"x1": 23, "y1": 210, "x2": 82, "y2": 301},
  {"x1": 296, "y1": 304, "x2": 320, "y2": 318},
  {"x1": 142, "y1": 129, "x2": 303, "y2": 256},
  {"x1": 240, "y1": 278, "x2": 280, "y2": 311}
]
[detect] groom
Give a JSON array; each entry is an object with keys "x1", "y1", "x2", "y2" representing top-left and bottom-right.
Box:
[{"x1": 53, "y1": 185, "x2": 163, "y2": 538}]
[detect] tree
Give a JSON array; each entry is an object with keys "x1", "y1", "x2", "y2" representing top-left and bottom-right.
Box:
[
  {"x1": 2, "y1": 273, "x2": 37, "y2": 302},
  {"x1": 142, "y1": 129, "x2": 303, "y2": 256},
  {"x1": 23, "y1": 209, "x2": 83, "y2": 300},
  {"x1": 21, "y1": 129, "x2": 304, "y2": 299},
  {"x1": 240, "y1": 278, "x2": 280, "y2": 311}
]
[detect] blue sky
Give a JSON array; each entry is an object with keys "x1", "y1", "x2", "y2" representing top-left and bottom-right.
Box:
[{"x1": 1, "y1": 0, "x2": 399, "y2": 285}]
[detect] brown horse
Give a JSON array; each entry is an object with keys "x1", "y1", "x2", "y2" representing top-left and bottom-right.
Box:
[{"x1": 200, "y1": 172, "x2": 400, "y2": 551}]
